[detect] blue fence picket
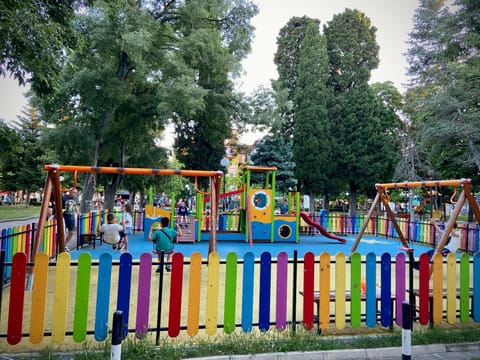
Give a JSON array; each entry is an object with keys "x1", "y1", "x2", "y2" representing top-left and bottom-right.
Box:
[{"x1": 258, "y1": 252, "x2": 271, "y2": 332}]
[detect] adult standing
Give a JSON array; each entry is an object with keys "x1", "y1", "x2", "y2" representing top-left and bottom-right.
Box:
[{"x1": 63, "y1": 189, "x2": 79, "y2": 252}]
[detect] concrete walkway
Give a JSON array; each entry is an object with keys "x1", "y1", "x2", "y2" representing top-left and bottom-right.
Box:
[
  {"x1": 189, "y1": 342, "x2": 480, "y2": 359},
  {"x1": 3, "y1": 342, "x2": 480, "y2": 359}
]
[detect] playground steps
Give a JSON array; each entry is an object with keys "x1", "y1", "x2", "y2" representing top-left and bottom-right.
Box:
[{"x1": 177, "y1": 220, "x2": 195, "y2": 243}]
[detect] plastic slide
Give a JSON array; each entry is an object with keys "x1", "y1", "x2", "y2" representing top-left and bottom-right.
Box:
[{"x1": 299, "y1": 211, "x2": 346, "y2": 243}]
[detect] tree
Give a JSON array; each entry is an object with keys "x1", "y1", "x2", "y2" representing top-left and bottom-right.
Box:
[
  {"x1": 273, "y1": 16, "x2": 320, "y2": 137},
  {"x1": 324, "y1": 9, "x2": 400, "y2": 214},
  {"x1": 40, "y1": 1, "x2": 177, "y2": 211},
  {"x1": 292, "y1": 22, "x2": 332, "y2": 207},
  {"x1": 173, "y1": 0, "x2": 258, "y2": 176},
  {"x1": 249, "y1": 135, "x2": 296, "y2": 194},
  {"x1": 404, "y1": 0, "x2": 480, "y2": 181},
  {"x1": 0, "y1": 121, "x2": 22, "y2": 191},
  {"x1": 0, "y1": 0, "x2": 90, "y2": 95},
  {"x1": 0, "y1": 107, "x2": 45, "y2": 205},
  {"x1": 324, "y1": 8, "x2": 379, "y2": 93}
]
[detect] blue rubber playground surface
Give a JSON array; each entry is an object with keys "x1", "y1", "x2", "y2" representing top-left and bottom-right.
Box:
[{"x1": 68, "y1": 231, "x2": 439, "y2": 261}]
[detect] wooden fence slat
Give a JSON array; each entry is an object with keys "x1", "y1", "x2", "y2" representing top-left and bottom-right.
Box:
[
  {"x1": 446, "y1": 253, "x2": 457, "y2": 324},
  {"x1": 168, "y1": 252, "x2": 184, "y2": 337},
  {"x1": 7, "y1": 252, "x2": 27, "y2": 345},
  {"x1": 473, "y1": 254, "x2": 480, "y2": 322},
  {"x1": 275, "y1": 251, "x2": 288, "y2": 331},
  {"x1": 350, "y1": 252, "x2": 361, "y2": 328},
  {"x1": 52, "y1": 252, "x2": 71, "y2": 344},
  {"x1": 394, "y1": 252, "x2": 405, "y2": 327},
  {"x1": 460, "y1": 253, "x2": 470, "y2": 323},
  {"x1": 259, "y1": 252, "x2": 272, "y2": 332},
  {"x1": 94, "y1": 252, "x2": 112, "y2": 341},
  {"x1": 432, "y1": 253, "x2": 443, "y2": 324},
  {"x1": 418, "y1": 252, "x2": 430, "y2": 326},
  {"x1": 73, "y1": 253, "x2": 92, "y2": 343},
  {"x1": 29, "y1": 253, "x2": 49, "y2": 344},
  {"x1": 135, "y1": 252, "x2": 152, "y2": 339},
  {"x1": 335, "y1": 253, "x2": 346, "y2": 329},
  {"x1": 319, "y1": 252, "x2": 330, "y2": 330},
  {"x1": 117, "y1": 252, "x2": 133, "y2": 338},
  {"x1": 205, "y1": 252, "x2": 220, "y2": 335},
  {"x1": 380, "y1": 253, "x2": 392, "y2": 327},
  {"x1": 241, "y1": 252, "x2": 254, "y2": 332},
  {"x1": 302, "y1": 252, "x2": 314, "y2": 330},
  {"x1": 187, "y1": 252, "x2": 202, "y2": 336},
  {"x1": 366, "y1": 252, "x2": 377, "y2": 327},
  {"x1": 224, "y1": 252, "x2": 238, "y2": 334}
]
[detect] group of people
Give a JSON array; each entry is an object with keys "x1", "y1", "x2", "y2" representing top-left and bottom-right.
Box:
[
  {"x1": 59, "y1": 189, "x2": 183, "y2": 273},
  {"x1": 96, "y1": 202, "x2": 133, "y2": 253},
  {"x1": 60, "y1": 189, "x2": 133, "y2": 253}
]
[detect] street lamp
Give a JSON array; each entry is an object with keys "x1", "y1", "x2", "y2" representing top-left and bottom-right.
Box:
[{"x1": 220, "y1": 157, "x2": 229, "y2": 211}]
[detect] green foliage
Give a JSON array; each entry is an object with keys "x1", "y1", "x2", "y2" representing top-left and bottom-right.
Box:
[
  {"x1": 249, "y1": 135, "x2": 296, "y2": 194},
  {"x1": 0, "y1": 1, "x2": 89, "y2": 95},
  {"x1": 324, "y1": 8, "x2": 379, "y2": 92},
  {"x1": 292, "y1": 22, "x2": 332, "y2": 196},
  {"x1": 173, "y1": 0, "x2": 258, "y2": 174},
  {"x1": 273, "y1": 16, "x2": 320, "y2": 137},
  {"x1": 0, "y1": 109, "x2": 45, "y2": 195},
  {"x1": 404, "y1": 0, "x2": 480, "y2": 182}
]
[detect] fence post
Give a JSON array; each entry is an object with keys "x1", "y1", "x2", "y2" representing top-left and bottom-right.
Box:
[
  {"x1": 0, "y1": 250, "x2": 4, "y2": 322},
  {"x1": 402, "y1": 301, "x2": 412, "y2": 360},
  {"x1": 155, "y1": 251, "x2": 165, "y2": 345},
  {"x1": 111, "y1": 310, "x2": 123, "y2": 360},
  {"x1": 291, "y1": 250, "x2": 298, "y2": 333}
]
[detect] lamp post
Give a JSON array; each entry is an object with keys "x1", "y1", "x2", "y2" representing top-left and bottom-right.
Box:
[{"x1": 220, "y1": 157, "x2": 229, "y2": 211}]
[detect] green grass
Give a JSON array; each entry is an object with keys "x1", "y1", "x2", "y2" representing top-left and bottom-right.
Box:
[
  {"x1": 14, "y1": 325, "x2": 480, "y2": 359},
  {"x1": 0, "y1": 205, "x2": 40, "y2": 221}
]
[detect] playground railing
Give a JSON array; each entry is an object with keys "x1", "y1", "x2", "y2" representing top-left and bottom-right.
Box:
[
  {"x1": 0, "y1": 219, "x2": 57, "y2": 277},
  {"x1": 2, "y1": 212, "x2": 480, "y2": 284},
  {"x1": 1, "y1": 250, "x2": 479, "y2": 347}
]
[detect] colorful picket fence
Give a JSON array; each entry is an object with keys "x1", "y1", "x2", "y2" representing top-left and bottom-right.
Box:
[{"x1": 1, "y1": 250, "x2": 480, "y2": 346}]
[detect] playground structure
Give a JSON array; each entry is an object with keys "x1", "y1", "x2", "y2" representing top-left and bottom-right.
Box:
[
  {"x1": 35, "y1": 164, "x2": 345, "y2": 262},
  {"x1": 144, "y1": 165, "x2": 346, "y2": 244},
  {"x1": 5, "y1": 172, "x2": 480, "y2": 347},
  {"x1": 351, "y1": 179, "x2": 480, "y2": 261}
]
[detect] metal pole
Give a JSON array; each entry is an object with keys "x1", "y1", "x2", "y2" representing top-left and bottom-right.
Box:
[
  {"x1": 402, "y1": 301, "x2": 412, "y2": 360},
  {"x1": 111, "y1": 310, "x2": 123, "y2": 360},
  {"x1": 155, "y1": 251, "x2": 165, "y2": 345}
]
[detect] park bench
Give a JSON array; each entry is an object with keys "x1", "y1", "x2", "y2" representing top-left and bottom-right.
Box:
[
  {"x1": 299, "y1": 289, "x2": 395, "y2": 333},
  {"x1": 77, "y1": 232, "x2": 102, "y2": 250},
  {"x1": 408, "y1": 287, "x2": 473, "y2": 326}
]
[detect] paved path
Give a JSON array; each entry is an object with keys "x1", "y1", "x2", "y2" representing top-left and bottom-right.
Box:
[
  {"x1": 4, "y1": 342, "x2": 480, "y2": 359},
  {"x1": 189, "y1": 342, "x2": 480, "y2": 360},
  {"x1": 0, "y1": 216, "x2": 38, "y2": 229}
]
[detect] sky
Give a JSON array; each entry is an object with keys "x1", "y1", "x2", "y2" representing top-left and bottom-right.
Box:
[{"x1": 0, "y1": 0, "x2": 419, "y2": 145}]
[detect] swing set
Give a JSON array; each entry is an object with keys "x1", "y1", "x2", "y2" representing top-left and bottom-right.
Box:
[
  {"x1": 351, "y1": 179, "x2": 480, "y2": 262},
  {"x1": 32, "y1": 164, "x2": 224, "y2": 264}
]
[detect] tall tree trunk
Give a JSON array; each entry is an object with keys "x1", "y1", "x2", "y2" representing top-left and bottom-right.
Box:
[{"x1": 80, "y1": 111, "x2": 107, "y2": 212}]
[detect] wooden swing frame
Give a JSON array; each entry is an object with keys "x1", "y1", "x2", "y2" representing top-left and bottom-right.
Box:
[
  {"x1": 33, "y1": 164, "x2": 224, "y2": 262},
  {"x1": 350, "y1": 179, "x2": 480, "y2": 263}
]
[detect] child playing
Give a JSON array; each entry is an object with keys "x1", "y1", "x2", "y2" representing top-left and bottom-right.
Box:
[
  {"x1": 177, "y1": 200, "x2": 189, "y2": 227},
  {"x1": 121, "y1": 202, "x2": 133, "y2": 252},
  {"x1": 98, "y1": 212, "x2": 127, "y2": 251},
  {"x1": 148, "y1": 217, "x2": 182, "y2": 272}
]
